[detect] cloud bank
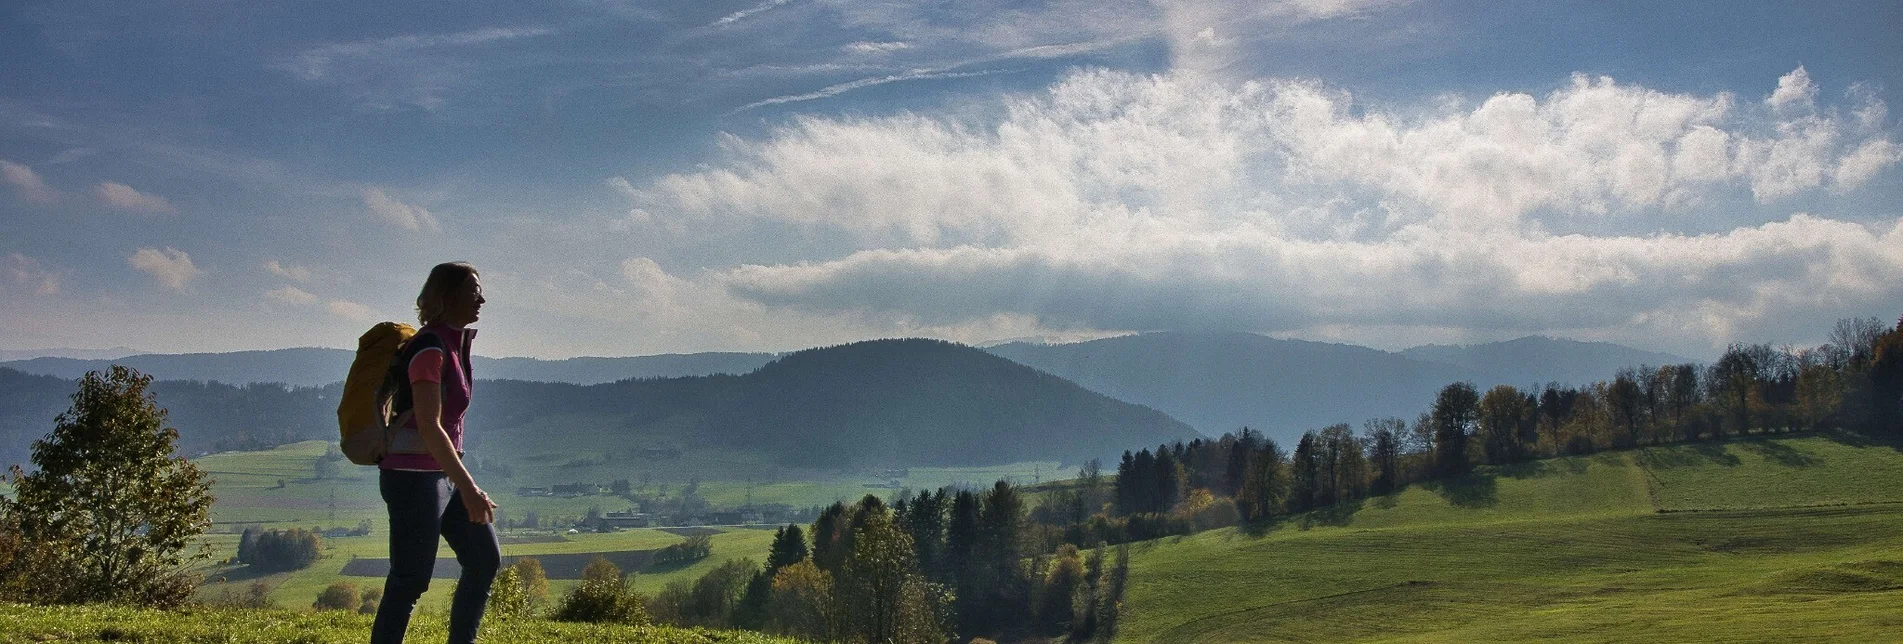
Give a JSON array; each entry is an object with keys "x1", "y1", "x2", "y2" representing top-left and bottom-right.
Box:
[{"x1": 615, "y1": 68, "x2": 1901, "y2": 352}]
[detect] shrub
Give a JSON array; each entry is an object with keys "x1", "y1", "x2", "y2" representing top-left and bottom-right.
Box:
[
  {"x1": 312, "y1": 582, "x2": 359, "y2": 611},
  {"x1": 487, "y1": 568, "x2": 532, "y2": 620},
  {"x1": 553, "y1": 557, "x2": 649, "y2": 625}
]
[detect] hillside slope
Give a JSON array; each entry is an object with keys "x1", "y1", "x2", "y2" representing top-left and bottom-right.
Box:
[
  {"x1": 1115, "y1": 434, "x2": 1903, "y2": 642},
  {"x1": 2, "y1": 340, "x2": 1193, "y2": 471}
]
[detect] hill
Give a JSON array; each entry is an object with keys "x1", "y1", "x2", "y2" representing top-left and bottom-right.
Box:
[
  {"x1": 0, "y1": 339, "x2": 1193, "y2": 471},
  {"x1": 1113, "y1": 433, "x2": 1903, "y2": 642},
  {"x1": 1399, "y1": 335, "x2": 1694, "y2": 391},
  {"x1": 0, "y1": 348, "x2": 777, "y2": 387},
  {"x1": 987, "y1": 332, "x2": 1694, "y2": 443},
  {"x1": 986, "y1": 332, "x2": 1465, "y2": 441}
]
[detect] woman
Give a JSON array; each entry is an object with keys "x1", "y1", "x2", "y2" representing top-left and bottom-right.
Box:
[{"x1": 372, "y1": 262, "x2": 500, "y2": 644}]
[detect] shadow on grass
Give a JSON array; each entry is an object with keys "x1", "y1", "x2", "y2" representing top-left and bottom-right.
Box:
[
  {"x1": 1822, "y1": 429, "x2": 1903, "y2": 453},
  {"x1": 1735, "y1": 437, "x2": 1822, "y2": 468},
  {"x1": 1423, "y1": 474, "x2": 1497, "y2": 508},
  {"x1": 1639, "y1": 441, "x2": 1741, "y2": 469},
  {"x1": 1297, "y1": 498, "x2": 1366, "y2": 529},
  {"x1": 1237, "y1": 515, "x2": 1288, "y2": 538}
]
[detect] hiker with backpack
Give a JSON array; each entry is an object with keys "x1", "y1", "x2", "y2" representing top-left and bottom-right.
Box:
[{"x1": 345, "y1": 262, "x2": 499, "y2": 644}]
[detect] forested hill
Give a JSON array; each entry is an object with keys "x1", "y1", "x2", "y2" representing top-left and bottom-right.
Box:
[
  {"x1": 986, "y1": 332, "x2": 1693, "y2": 443},
  {"x1": 0, "y1": 348, "x2": 777, "y2": 387},
  {"x1": 0, "y1": 339, "x2": 1194, "y2": 470}
]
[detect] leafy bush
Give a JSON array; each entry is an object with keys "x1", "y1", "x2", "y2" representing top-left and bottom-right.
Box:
[
  {"x1": 487, "y1": 568, "x2": 532, "y2": 620},
  {"x1": 553, "y1": 557, "x2": 649, "y2": 625},
  {"x1": 312, "y1": 582, "x2": 358, "y2": 611}
]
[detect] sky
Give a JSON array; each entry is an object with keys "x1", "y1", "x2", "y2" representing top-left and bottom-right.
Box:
[{"x1": 1, "y1": 0, "x2": 1900, "y2": 360}]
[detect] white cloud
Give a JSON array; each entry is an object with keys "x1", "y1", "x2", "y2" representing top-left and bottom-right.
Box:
[
  {"x1": 96, "y1": 182, "x2": 179, "y2": 214},
  {"x1": 1835, "y1": 139, "x2": 1903, "y2": 190},
  {"x1": 714, "y1": 0, "x2": 793, "y2": 27},
  {"x1": 326, "y1": 299, "x2": 376, "y2": 322},
  {"x1": 1766, "y1": 66, "x2": 1816, "y2": 112},
  {"x1": 844, "y1": 41, "x2": 910, "y2": 54},
  {"x1": 265, "y1": 285, "x2": 318, "y2": 305},
  {"x1": 127, "y1": 247, "x2": 201, "y2": 291},
  {"x1": 363, "y1": 187, "x2": 441, "y2": 232},
  {"x1": 622, "y1": 68, "x2": 1903, "y2": 352},
  {"x1": 265, "y1": 260, "x2": 313, "y2": 282},
  {"x1": 5, "y1": 253, "x2": 59, "y2": 295},
  {"x1": 1, "y1": 160, "x2": 57, "y2": 203},
  {"x1": 280, "y1": 26, "x2": 553, "y2": 111}
]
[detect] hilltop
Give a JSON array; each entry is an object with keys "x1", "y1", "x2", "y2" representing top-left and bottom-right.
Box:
[
  {"x1": 1112, "y1": 433, "x2": 1903, "y2": 642},
  {"x1": 1, "y1": 339, "x2": 1193, "y2": 470}
]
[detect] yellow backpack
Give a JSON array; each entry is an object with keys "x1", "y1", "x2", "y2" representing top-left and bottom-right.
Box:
[{"x1": 337, "y1": 322, "x2": 415, "y2": 465}]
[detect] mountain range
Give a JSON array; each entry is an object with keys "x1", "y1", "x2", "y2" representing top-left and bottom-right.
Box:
[
  {"x1": 0, "y1": 339, "x2": 1192, "y2": 470},
  {"x1": 1, "y1": 333, "x2": 1692, "y2": 461},
  {"x1": 987, "y1": 332, "x2": 1691, "y2": 443}
]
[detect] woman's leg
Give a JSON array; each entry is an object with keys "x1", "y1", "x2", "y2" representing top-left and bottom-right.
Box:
[
  {"x1": 371, "y1": 470, "x2": 449, "y2": 644},
  {"x1": 441, "y1": 483, "x2": 501, "y2": 644}
]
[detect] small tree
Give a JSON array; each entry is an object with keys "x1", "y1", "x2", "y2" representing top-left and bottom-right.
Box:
[
  {"x1": 768, "y1": 560, "x2": 834, "y2": 639},
  {"x1": 313, "y1": 581, "x2": 359, "y2": 611},
  {"x1": 487, "y1": 567, "x2": 532, "y2": 620},
  {"x1": 0, "y1": 366, "x2": 214, "y2": 606},
  {"x1": 509, "y1": 557, "x2": 549, "y2": 609},
  {"x1": 359, "y1": 587, "x2": 382, "y2": 614},
  {"x1": 554, "y1": 556, "x2": 649, "y2": 624}
]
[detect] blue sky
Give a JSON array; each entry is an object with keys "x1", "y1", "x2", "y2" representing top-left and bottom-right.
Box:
[{"x1": 2, "y1": 0, "x2": 1899, "y2": 359}]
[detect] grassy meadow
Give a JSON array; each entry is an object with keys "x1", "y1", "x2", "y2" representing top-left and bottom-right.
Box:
[
  {"x1": 0, "y1": 602, "x2": 794, "y2": 644},
  {"x1": 1113, "y1": 433, "x2": 1903, "y2": 642},
  {"x1": 187, "y1": 440, "x2": 1058, "y2": 611}
]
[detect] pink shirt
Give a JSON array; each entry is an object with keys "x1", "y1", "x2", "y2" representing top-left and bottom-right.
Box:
[{"x1": 379, "y1": 324, "x2": 475, "y2": 471}]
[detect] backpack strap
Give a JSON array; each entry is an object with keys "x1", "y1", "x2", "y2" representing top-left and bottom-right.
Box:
[{"x1": 390, "y1": 331, "x2": 448, "y2": 417}]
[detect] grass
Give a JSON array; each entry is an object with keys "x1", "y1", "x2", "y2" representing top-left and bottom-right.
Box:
[
  {"x1": 0, "y1": 603, "x2": 795, "y2": 643},
  {"x1": 1113, "y1": 433, "x2": 1903, "y2": 643},
  {"x1": 186, "y1": 440, "x2": 1048, "y2": 611}
]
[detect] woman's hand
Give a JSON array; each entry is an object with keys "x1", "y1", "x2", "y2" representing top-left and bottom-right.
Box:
[{"x1": 462, "y1": 485, "x2": 497, "y2": 525}]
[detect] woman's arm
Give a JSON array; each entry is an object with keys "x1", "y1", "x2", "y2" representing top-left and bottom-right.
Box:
[{"x1": 412, "y1": 382, "x2": 496, "y2": 524}]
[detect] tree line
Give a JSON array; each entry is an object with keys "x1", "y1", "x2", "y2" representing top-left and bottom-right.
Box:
[{"x1": 1037, "y1": 315, "x2": 1903, "y2": 548}]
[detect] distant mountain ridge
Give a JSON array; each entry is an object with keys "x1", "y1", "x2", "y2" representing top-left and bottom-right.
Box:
[
  {"x1": 1399, "y1": 336, "x2": 1693, "y2": 389},
  {"x1": 986, "y1": 332, "x2": 1694, "y2": 445},
  {"x1": 0, "y1": 339, "x2": 1192, "y2": 470},
  {"x1": 0, "y1": 348, "x2": 779, "y2": 387}
]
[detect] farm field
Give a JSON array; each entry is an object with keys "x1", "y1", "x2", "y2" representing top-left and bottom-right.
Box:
[
  {"x1": 1114, "y1": 433, "x2": 1903, "y2": 642},
  {"x1": 187, "y1": 440, "x2": 1059, "y2": 610}
]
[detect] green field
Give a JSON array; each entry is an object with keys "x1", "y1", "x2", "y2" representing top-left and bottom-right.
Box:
[
  {"x1": 0, "y1": 602, "x2": 792, "y2": 644},
  {"x1": 187, "y1": 440, "x2": 1056, "y2": 611},
  {"x1": 1114, "y1": 433, "x2": 1903, "y2": 642}
]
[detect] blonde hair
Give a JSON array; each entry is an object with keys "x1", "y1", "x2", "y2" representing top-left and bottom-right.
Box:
[{"x1": 416, "y1": 262, "x2": 478, "y2": 326}]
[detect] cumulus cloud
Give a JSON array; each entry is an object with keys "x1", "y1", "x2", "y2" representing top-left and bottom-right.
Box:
[
  {"x1": 265, "y1": 260, "x2": 313, "y2": 282},
  {"x1": 620, "y1": 68, "x2": 1903, "y2": 351},
  {"x1": 363, "y1": 187, "x2": 441, "y2": 232},
  {"x1": 127, "y1": 247, "x2": 201, "y2": 290},
  {"x1": 265, "y1": 285, "x2": 318, "y2": 305},
  {"x1": 1, "y1": 160, "x2": 57, "y2": 203},
  {"x1": 327, "y1": 299, "x2": 376, "y2": 321},
  {"x1": 5, "y1": 253, "x2": 59, "y2": 295},
  {"x1": 96, "y1": 182, "x2": 179, "y2": 214},
  {"x1": 1766, "y1": 66, "x2": 1816, "y2": 112}
]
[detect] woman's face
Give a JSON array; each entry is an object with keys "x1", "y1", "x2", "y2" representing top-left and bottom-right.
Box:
[{"x1": 444, "y1": 274, "x2": 485, "y2": 327}]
